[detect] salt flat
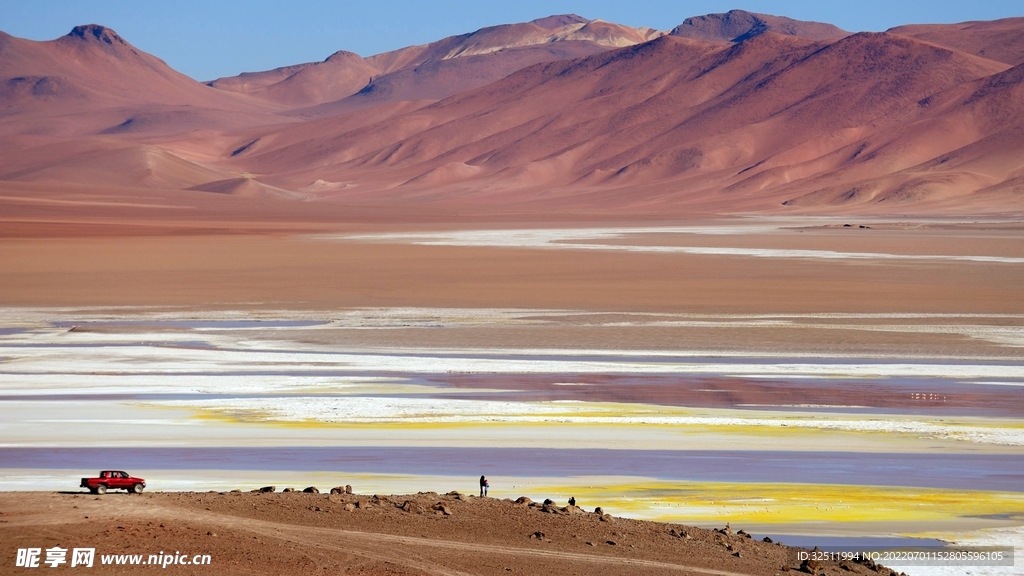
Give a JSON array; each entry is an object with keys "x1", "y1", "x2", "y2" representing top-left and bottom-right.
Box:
[{"x1": 2, "y1": 219, "x2": 1023, "y2": 568}]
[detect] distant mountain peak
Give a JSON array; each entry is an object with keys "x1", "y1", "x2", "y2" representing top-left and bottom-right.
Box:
[
  {"x1": 671, "y1": 9, "x2": 848, "y2": 43},
  {"x1": 66, "y1": 24, "x2": 127, "y2": 46},
  {"x1": 529, "y1": 14, "x2": 590, "y2": 30},
  {"x1": 324, "y1": 50, "x2": 363, "y2": 63}
]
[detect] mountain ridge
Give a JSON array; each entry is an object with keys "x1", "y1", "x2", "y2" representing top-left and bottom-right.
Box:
[{"x1": 1, "y1": 12, "x2": 1022, "y2": 215}]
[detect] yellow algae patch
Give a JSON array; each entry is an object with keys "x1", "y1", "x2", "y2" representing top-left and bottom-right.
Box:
[
  {"x1": 163, "y1": 397, "x2": 1024, "y2": 446},
  {"x1": 523, "y1": 480, "x2": 1024, "y2": 525}
]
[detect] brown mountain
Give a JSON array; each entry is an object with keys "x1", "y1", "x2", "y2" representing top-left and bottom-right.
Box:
[
  {"x1": 209, "y1": 15, "x2": 662, "y2": 109},
  {"x1": 0, "y1": 25, "x2": 272, "y2": 117},
  {"x1": 226, "y1": 31, "x2": 1015, "y2": 211},
  {"x1": 670, "y1": 9, "x2": 848, "y2": 42},
  {"x1": 0, "y1": 25, "x2": 284, "y2": 190},
  {"x1": 888, "y1": 17, "x2": 1024, "y2": 65},
  {"x1": 1, "y1": 14, "x2": 1022, "y2": 214},
  {"x1": 207, "y1": 50, "x2": 380, "y2": 107}
]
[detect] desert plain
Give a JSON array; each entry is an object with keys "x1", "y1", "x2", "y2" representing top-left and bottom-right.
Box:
[{"x1": 2, "y1": 8, "x2": 1024, "y2": 576}]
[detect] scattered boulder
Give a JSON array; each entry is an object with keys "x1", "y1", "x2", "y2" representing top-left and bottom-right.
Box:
[
  {"x1": 303, "y1": 486, "x2": 319, "y2": 494},
  {"x1": 541, "y1": 503, "x2": 561, "y2": 514},
  {"x1": 343, "y1": 503, "x2": 355, "y2": 512},
  {"x1": 605, "y1": 540, "x2": 617, "y2": 546},
  {"x1": 732, "y1": 551, "x2": 741, "y2": 558},
  {"x1": 799, "y1": 558, "x2": 822, "y2": 573},
  {"x1": 515, "y1": 496, "x2": 533, "y2": 505},
  {"x1": 282, "y1": 488, "x2": 294, "y2": 493},
  {"x1": 737, "y1": 529, "x2": 751, "y2": 538},
  {"x1": 763, "y1": 536, "x2": 774, "y2": 543},
  {"x1": 669, "y1": 528, "x2": 691, "y2": 539},
  {"x1": 432, "y1": 503, "x2": 452, "y2": 516},
  {"x1": 529, "y1": 531, "x2": 546, "y2": 540},
  {"x1": 542, "y1": 498, "x2": 555, "y2": 506},
  {"x1": 229, "y1": 489, "x2": 241, "y2": 493},
  {"x1": 593, "y1": 507, "x2": 604, "y2": 516},
  {"x1": 345, "y1": 485, "x2": 353, "y2": 494},
  {"x1": 400, "y1": 500, "x2": 422, "y2": 514},
  {"x1": 258, "y1": 486, "x2": 276, "y2": 493},
  {"x1": 330, "y1": 486, "x2": 345, "y2": 495}
]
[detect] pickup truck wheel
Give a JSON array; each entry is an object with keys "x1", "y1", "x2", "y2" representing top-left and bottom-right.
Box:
[
  {"x1": 95, "y1": 484, "x2": 107, "y2": 495},
  {"x1": 132, "y1": 483, "x2": 144, "y2": 494}
]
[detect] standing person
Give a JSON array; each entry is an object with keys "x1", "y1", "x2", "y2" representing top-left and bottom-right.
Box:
[{"x1": 479, "y1": 475, "x2": 489, "y2": 497}]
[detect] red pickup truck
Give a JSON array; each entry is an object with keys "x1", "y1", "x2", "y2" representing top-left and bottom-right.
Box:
[{"x1": 80, "y1": 471, "x2": 146, "y2": 494}]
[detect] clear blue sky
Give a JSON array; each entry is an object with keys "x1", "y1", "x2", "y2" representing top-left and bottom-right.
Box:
[{"x1": 4, "y1": 1, "x2": 1021, "y2": 80}]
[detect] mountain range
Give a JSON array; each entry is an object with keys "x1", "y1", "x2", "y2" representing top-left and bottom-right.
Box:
[{"x1": 2, "y1": 10, "x2": 1022, "y2": 214}]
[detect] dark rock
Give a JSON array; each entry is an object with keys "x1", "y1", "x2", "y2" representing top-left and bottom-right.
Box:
[
  {"x1": 345, "y1": 485, "x2": 353, "y2": 494},
  {"x1": 282, "y1": 487, "x2": 294, "y2": 493},
  {"x1": 258, "y1": 486, "x2": 275, "y2": 493},
  {"x1": 799, "y1": 558, "x2": 822, "y2": 573},
  {"x1": 669, "y1": 528, "x2": 692, "y2": 539},
  {"x1": 605, "y1": 540, "x2": 617, "y2": 546},
  {"x1": 303, "y1": 486, "x2": 319, "y2": 493},
  {"x1": 737, "y1": 529, "x2": 751, "y2": 538},
  {"x1": 515, "y1": 496, "x2": 533, "y2": 505},
  {"x1": 433, "y1": 503, "x2": 452, "y2": 516},
  {"x1": 593, "y1": 507, "x2": 604, "y2": 515},
  {"x1": 763, "y1": 536, "x2": 774, "y2": 543},
  {"x1": 330, "y1": 486, "x2": 345, "y2": 495},
  {"x1": 542, "y1": 498, "x2": 555, "y2": 506},
  {"x1": 400, "y1": 500, "x2": 421, "y2": 513}
]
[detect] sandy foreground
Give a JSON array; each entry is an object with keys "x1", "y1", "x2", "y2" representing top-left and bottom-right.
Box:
[{"x1": 0, "y1": 490, "x2": 903, "y2": 576}]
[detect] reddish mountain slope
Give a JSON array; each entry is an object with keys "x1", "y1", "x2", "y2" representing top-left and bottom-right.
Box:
[
  {"x1": 0, "y1": 25, "x2": 267, "y2": 113},
  {"x1": 229, "y1": 31, "x2": 1017, "y2": 212},
  {"x1": 0, "y1": 25, "x2": 285, "y2": 190},
  {"x1": 209, "y1": 16, "x2": 662, "y2": 108},
  {"x1": 889, "y1": 17, "x2": 1024, "y2": 65},
  {"x1": 208, "y1": 50, "x2": 380, "y2": 107},
  {"x1": 1, "y1": 14, "x2": 1022, "y2": 214}
]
